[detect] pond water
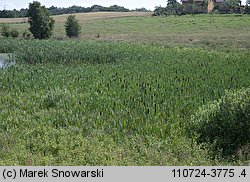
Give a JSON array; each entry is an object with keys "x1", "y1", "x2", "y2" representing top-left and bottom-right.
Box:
[{"x1": 0, "y1": 53, "x2": 15, "y2": 68}]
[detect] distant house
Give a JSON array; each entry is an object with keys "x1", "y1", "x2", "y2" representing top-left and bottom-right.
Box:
[
  {"x1": 181, "y1": 0, "x2": 204, "y2": 4},
  {"x1": 181, "y1": 0, "x2": 224, "y2": 13},
  {"x1": 207, "y1": 0, "x2": 224, "y2": 12},
  {"x1": 181, "y1": 0, "x2": 224, "y2": 4}
]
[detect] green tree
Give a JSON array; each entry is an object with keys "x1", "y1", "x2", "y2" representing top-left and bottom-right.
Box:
[
  {"x1": 153, "y1": 6, "x2": 167, "y2": 16},
  {"x1": 224, "y1": 0, "x2": 241, "y2": 13},
  {"x1": 167, "y1": 0, "x2": 178, "y2": 5},
  {"x1": 28, "y1": 1, "x2": 55, "y2": 39},
  {"x1": 244, "y1": 0, "x2": 250, "y2": 14},
  {"x1": 65, "y1": 15, "x2": 81, "y2": 38},
  {"x1": 166, "y1": 0, "x2": 183, "y2": 15}
]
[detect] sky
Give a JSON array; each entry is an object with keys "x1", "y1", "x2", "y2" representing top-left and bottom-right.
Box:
[
  {"x1": 0, "y1": 0, "x2": 168, "y2": 11},
  {"x1": 1, "y1": 0, "x2": 248, "y2": 11}
]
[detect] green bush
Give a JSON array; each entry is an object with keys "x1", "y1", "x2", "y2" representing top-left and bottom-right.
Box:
[
  {"x1": 22, "y1": 30, "x2": 32, "y2": 39},
  {"x1": 190, "y1": 88, "x2": 250, "y2": 158},
  {"x1": 244, "y1": 5, "x2": 250, "y2": 14},
  {"x1": 1, "y1": 24, "x2": 11, "y2": 37},
  {"x1": 10, "y1": 29, "x2": 19, "y2": 38},
  {"x1": 1, "y1": 24, "x2": 19, "y2": 38},
  {"x1": 65, "y1": 15, "x2": 81, "y2": 38}
]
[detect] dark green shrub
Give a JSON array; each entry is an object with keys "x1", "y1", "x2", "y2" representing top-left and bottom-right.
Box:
[
  {"x1": 153, "y1": 2, "x2": 184, "y2": 16},
  {"x1": 190, "y1": 88, "x2": 250, "y2": 158},
  {"x1": 22, "y1": 30, "x2": 32, "y2": 39},
  {"x1": 244, "y1": 6, "x2": 250, "y2": 14},
  {"x1": 65, "y1": 15, "x2": 81, "y2": 38},
  {"x1": 1, "y1": 24, "x2": 19, "y2": 38},
  {"x1": 10, "y1": 29, "x2": 19, "y2": 38},
  {"x1": 1, "y1": 24, "x2": 11, "y2": 37},
  {"x1": 153, "y1": 6, "x2": 167, "y2": 16}
]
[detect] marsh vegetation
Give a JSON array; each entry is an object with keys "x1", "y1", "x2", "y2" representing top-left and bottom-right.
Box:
[{"x1": 0, "y1": 12, "x2": 249, "y2": 165}]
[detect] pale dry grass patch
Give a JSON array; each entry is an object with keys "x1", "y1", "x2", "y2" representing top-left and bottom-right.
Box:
[
  {"x1": 0, "y1": 17, "x2": 28, "y2": 23},
  {"x1": 54, "y1": 12, "x2": 151, "y2": 23},
  {"x1": 0, "y1": 12, "x2": 151, "y2": 23}
]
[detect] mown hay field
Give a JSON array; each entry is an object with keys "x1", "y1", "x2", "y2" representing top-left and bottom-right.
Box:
[
  {"x1": 1, "y1": 13, "x2": 250, "y2": 50},
  {"x1": 0, "y1": 12, "x2": 151, "y2": 23}
]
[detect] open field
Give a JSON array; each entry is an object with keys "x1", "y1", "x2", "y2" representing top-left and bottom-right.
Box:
[
  {"x1": 0, "y1": 13, "x2": 250, "y2": 165},
  {"x1": 1, "y1": 13, "x2": 250, "y2": 50},
  {"x1": 0, "y1": 12, "x2": 151, "y2": 23}
]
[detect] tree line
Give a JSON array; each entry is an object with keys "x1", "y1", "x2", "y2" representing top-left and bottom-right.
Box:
[
  {"x1": 153, "y1": 0, "x2": 250, "y2": 16},
  {"x1": 0, "y1": 4, "x2": 131, "y2": 18}
]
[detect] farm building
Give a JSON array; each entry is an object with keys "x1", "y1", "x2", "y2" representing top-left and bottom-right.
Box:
[
  {"x1": 181, "y1": 0, "x2": 224, "y2": 13},
  {"x1": 181, "y1": 0, "x2": 224, "y2": 4}
]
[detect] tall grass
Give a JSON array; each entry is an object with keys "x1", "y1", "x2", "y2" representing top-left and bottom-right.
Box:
[{"x1": 0, "y1": 38, "x2": 249, "y2": 165}]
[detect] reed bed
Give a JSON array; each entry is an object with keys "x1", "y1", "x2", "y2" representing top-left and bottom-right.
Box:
[{"x1": 0, "y1": 38, "x2": 249, "y2": 165}]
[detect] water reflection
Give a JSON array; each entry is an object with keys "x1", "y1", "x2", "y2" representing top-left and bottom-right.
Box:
[{"x1": 0, "y1": 53, "x2": 15, "y2": 68}]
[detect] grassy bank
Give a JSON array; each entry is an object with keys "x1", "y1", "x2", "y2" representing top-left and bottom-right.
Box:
[{"x1": 1, "y1": 13, "x2": 250, "y2": 50}]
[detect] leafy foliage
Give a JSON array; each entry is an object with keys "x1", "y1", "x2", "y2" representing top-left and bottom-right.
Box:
[
  {"x1": 244, "y1": 3, "x2": 250, "y2": 14},
  {"x1": 22, "y1": 30, "x2": 32, "y2": 39},
  {"x1": 65, "y1": 15, "x2": 81, "y2": 38},
  {"x1": 27, "y1": 1, "x2": 55, "y2": 39},
  {"x1": 1, "y1": 24, "x2": 19, "y2": 38},
  {"x1": 0, "y1": 24, "x2": 11, "y2": 37},
  {"x1": 0, "y1": 9, "x2": 28, "y2": 18},
  {"x1": 190, "y1": 88, "x2": 250, "y2": 158},
  {"x1": 154, "y1": 0, "x2": 208, "y2": 15},
  {"x1": 153, "y1": 6, "x2": 167, "y2": 16},
  {"x1": 154, "y1": 0, "x2": 246, "y2": 15},
  {"x1": 0, "y1": 5, "x2": 130, "y2": 18},
  {"x1": 166, "y1": 1, "x2": 184, "y2": 15},
  {"x1": 10, "y1": 29, "x2": 19, "y2": 38},
  {"x1": 214, "y1": 0, "x2": 242, "y2": 13}
]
